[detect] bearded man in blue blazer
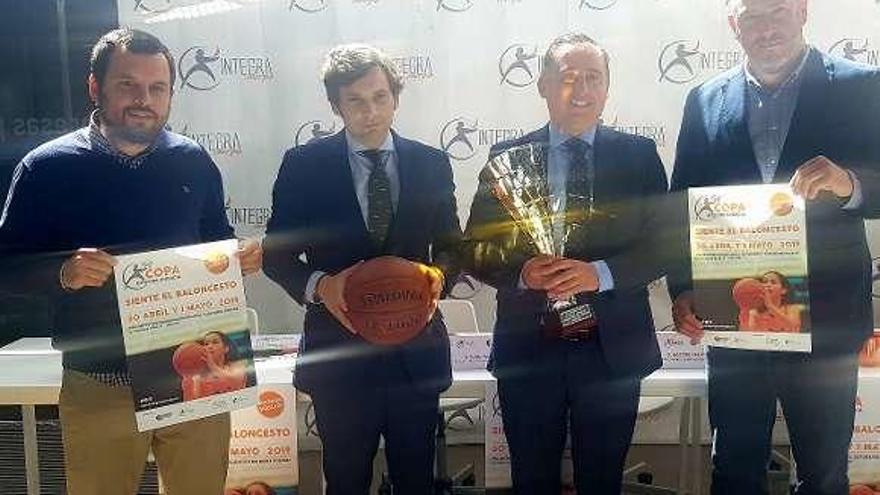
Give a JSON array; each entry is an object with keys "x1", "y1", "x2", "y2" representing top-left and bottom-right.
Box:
[{"x1": 669, "y1": 1, "x2": 880, "y2": 493}]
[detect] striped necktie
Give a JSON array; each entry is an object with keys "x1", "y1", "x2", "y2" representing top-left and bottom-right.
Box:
[
  {"x1": 359, "y1": 149, "x2": 394, "y2": 247},
  {"x1": 563, "y1": 138, "x2": 593, "y2": 229}
]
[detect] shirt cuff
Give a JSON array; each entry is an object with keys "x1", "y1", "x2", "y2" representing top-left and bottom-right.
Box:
[
  {"x1": 305, "y1": 270, "x2": 326, "y2": 303},
  {"x1": 842, "y1": 170, "x2": 863, "y2": 210},
  {"x1": 594, "y1": 260, "x2": 614, "y2": 293}
]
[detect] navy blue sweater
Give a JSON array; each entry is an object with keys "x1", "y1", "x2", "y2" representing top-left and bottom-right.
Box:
[{"x1": 0, "y1": 128, "x2": 233, "y2": 373}]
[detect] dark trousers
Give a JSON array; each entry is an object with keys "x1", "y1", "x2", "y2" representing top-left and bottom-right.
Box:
[
  {"x1": 707, "y1": 347, "x2": 859, "y2": 495},
  {"x1": 310, "y1": 363, "x2": 440, "y2": 495},
  {"x1": 497, "y1": 338, "x2": 641, "y2": 495}
]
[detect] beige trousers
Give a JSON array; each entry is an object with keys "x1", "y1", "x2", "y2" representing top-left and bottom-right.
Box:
[{"x1": 59, "y1": 370, "x2": 231, "y2": 495}]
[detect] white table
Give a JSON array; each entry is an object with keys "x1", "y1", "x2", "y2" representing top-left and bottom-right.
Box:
[{"x1": 0, "y1": 338, "x2": 709, "y2": 495}]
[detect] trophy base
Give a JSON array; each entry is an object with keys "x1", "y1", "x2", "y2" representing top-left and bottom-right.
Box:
[{"x1": 542, "y1": 301, "x2": 598, "y2": 341}]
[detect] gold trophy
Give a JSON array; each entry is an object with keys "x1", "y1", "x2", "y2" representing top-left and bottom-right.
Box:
[{"x1": 479, "y1": 143, "x2": 597, "y2": 339}]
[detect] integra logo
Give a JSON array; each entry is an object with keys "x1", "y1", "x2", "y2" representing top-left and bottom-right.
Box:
[
  {"x1": 294, "y1": 120, "x2": 337, "y2": 146},
  {"x1": 579, "y1": 0, "x2": 618, "y2": 9},
  {"x1": 175, "y1": 124, "x2": 242, "y2": 156},
  {"x1": 134, "y1": 0, "x2": 173, "y2": 13},
  {"x1": 829, "y1": 38, "x2": 879, "y2": 65},
  {"x1": 499, "y1": 43, "x2": 542, "y2": 88},
  {"x1": 658, "y1": 40, "x2": 742, "y2": 84},
  {"x1": 392, "y1": 54, "x2": 435, "y2": 81},
  {"x1": 436, "y1": 0, "x2": 473, "y2": 12},
  {"x1": 289, "y1": 0, "x2": 328, "y2": 12},
  {"x1": 439, "y1": 116, "x2": 525, "y2": 161},
  {"x1": 178, "y1": 46, "x2": 274, "y2": 91}
]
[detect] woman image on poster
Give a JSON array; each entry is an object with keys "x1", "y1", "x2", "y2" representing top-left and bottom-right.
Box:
[
  {"x1": 736, "y1": 271, "x2": 804, "y2": 333},
  {"x1": 177, "y1": 331, "x2": 248, "y2": 400}
]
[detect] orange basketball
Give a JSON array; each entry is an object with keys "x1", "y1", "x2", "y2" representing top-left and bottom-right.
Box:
[
  {"x1": 343, "y1": 256, "x2": 433, "y2": 346},
  {"x1": 172, "y1": 342, "x2": 206, "y2": 376},
  {"x1": 204, "y1": 251, "x2": 230, "y2": 274},
  {"x1": 732, "y1": 278, "x2": 764, "y2": 309},
  {"x1": 849, "y1": 485, "x2": 874, "y2": 495},
  {"x1": 859, "y1": 332, "x2": 880, "y2": 367}
]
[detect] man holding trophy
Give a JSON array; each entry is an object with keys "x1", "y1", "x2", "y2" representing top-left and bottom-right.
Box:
[{"x1": 464, "y1": 33, "x2": 669, "y2": 494}]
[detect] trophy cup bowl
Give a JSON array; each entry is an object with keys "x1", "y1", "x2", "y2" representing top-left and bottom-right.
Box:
[{"x1": 480, "y1": 144, "x2": 597, "y2": 340}]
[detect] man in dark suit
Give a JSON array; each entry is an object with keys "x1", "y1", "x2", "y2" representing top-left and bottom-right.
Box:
[
  {"x1": 670, "y1": 1, "x2": 880, "y2": 493},
  {"x1": 262, "y1": 44, "x2": 461, "y2": 494},
  {"x1": 463, "y1": 33, "x2": 668, "y2": 494}
]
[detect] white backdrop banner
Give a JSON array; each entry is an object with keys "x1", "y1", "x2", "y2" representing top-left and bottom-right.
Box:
[{"x1": 116, "y1": 0, "x2": 880, "y2": 336}]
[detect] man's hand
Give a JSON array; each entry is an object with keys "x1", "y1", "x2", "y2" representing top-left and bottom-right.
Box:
[
  {"x1": 316, "y1": 263, "x2": 360, "y2": 333},
  {"x1": 672, "y1": 291, "x2": 704, "y2": 344},
  {"x1": 60, "y1": 248, "x2": 116, "y2": 290},
  {"x1": 521, "y1": 255, "x2": 558, "y2": 291},
  {"x1": 237, "y1": 239, "x2": 263, "y2": 276},
  {"x1": 415, "y1": 263, "x2": 445, "y2": 320},
  {"x1": 543, "y1": 258, "x2": 600, "y2": 301},
  {"x1": 789, "y1": 155, "x2": 854, "y2": 200}
]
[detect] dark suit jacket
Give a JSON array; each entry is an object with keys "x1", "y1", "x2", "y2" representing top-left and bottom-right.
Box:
[
  {"x1": 263, "y1": 130, "x2": 462, "y2": 395},
  {"x1": 670, "y1": 48, "x2": 880, "y2": 355},
  {"x1": 463, "y1": 125, "x2": 669, "y2": 379}
]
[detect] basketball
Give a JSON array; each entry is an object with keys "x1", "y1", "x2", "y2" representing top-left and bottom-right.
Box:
[
  {"x1": 769, "y1": 192, "x2": 794, "y2": 216},
  {"x1": 859, "y1": 331, "x2": 880, "y2": 367},
  {"x1": 172, "y1": 341, "x2": 206, "y2": 376},
  {"x1": 343, "y1": 256, "x2": 434, "y2": 345},
  {"x1": 204, "y1": 251, "x2": 230, "y2": 274},
  {"x1": 732, "y1": 277, "x2": 763, "y2": 309}
]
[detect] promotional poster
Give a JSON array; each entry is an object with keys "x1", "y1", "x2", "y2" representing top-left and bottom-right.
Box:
[
  {"x1": 226, "y1": 385, "x2": 299, "y2": 495},
  {"x1": 850, "y1": 374, "x2": 880, "y2": 493},
  {"x1": 689, "y1": 184, "x2": 811, "y2": 352},
  {"x1": 115, "y1": 239, "x2": 257, "y2": 431}
]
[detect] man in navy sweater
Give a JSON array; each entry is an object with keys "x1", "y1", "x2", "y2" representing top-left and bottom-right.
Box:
[{"x1": 0, "y1": 28, "x2": 262, "y2": 494}]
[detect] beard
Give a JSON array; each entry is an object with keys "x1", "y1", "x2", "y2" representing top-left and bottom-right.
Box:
[{"x1": 97, "y1": 93, "x2": 169, "y2": 147}]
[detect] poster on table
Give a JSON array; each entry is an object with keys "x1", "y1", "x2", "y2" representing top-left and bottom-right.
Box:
[
  {"x1": 657, "y1": 331, "x2": 705, "y2": 369},
  {"x1": 114, "y1": 239, "x2": 258, "y2": 431},
  {"x1": 484, "y1": 381, "x2": 510, "y2": 489},
  {"x1": 849, "y1": 374, "x2": 880, "y2": 494},
  {"x1": 450, "y1": 333, "x2": 492, "y2": 371},
  {"x1": 225, "y1": 385, "x2": 299, "y2": 495},
  {"x1": 689, "y1": 184, "x2": 811, "y2": 352}
]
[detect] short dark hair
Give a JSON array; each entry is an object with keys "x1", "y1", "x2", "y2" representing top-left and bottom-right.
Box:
[
  {"x1": 90, "y1": 27, "x2": 175, "y2": 88},
  {"x1": 540, "y1": 32, "x2": 610, "y2": 82},
  {"x1": 321, "y1": 44, "x2": 403, "y2": 106}
]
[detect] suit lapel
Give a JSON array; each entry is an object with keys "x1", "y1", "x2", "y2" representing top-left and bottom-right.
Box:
[
  {"x1": 591, "y1": 126, "x2": 613, "y2": 205},
  {"x1": 775, "y1": 48, "x2": 828, "y2": 181},
  {"x1": 385, "y1": 132, "x2": 417, "y2": 250}
]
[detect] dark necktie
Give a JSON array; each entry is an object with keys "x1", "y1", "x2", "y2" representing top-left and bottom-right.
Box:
[
  {"x1": 563, "y1": 138, "x2": 593, "y2": 229},
  {"x1": 359, "y1": 149, "x2": 394, "y2": 247}
]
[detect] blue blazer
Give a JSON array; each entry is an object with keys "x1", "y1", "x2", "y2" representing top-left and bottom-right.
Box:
[
  {"x1": 263, "y1": 130, "x2": 462, "y2": 395},
  {"x1": 670, "y1": 48, "x2": 880, "y2": 355},
  {"x1": 463, "y1": 125, "x2": 669, "y2": 379}
]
